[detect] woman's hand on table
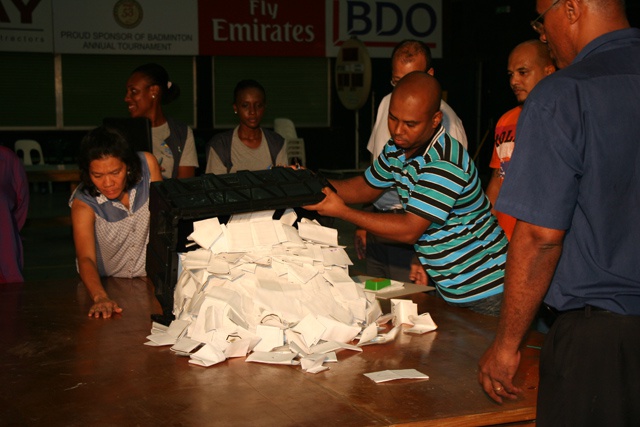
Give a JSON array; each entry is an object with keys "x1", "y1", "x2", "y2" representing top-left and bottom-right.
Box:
[{"x1": 88, "y1": 296, "x2": 123, "y2": 319}]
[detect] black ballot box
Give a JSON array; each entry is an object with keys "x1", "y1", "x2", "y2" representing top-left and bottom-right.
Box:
[{"x1": 146, "y1": 167, "x2": 330, "y2": 318}]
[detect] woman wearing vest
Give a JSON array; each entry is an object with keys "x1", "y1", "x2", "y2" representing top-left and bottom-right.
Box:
[
  {"x1": 125, "y1": 63, "x2": 199, "y2": 179},
  {"x1": 205, "y1": 79, "x2": 287, "y2": 174},
  {"x1": 70, "y1": 126, "x2": 163, "y2": 318}
]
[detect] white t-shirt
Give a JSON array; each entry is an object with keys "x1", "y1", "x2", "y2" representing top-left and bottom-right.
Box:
[{"x1": 152, "y1": 121, "x2": 198, "y2": 179}]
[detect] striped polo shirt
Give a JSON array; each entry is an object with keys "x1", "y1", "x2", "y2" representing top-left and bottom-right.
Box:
[{"x1": 365, "y1": 126, "x2": 507, "y2": 303}]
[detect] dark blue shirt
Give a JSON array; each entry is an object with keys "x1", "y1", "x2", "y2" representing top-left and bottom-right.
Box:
[{"x1": 497, "y1": 28, "x2": 640, "y2": 315}]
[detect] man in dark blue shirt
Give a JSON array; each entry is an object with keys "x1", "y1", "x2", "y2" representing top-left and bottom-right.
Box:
[{"x1": 478, "y1": 0, "x2": 640, "y2": 425}]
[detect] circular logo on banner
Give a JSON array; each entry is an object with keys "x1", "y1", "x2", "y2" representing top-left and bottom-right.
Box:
[{"x1": 113, "y1": 0, "x2": 143, "y2": 29}]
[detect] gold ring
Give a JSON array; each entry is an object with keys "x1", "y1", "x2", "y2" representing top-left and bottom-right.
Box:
[{"x1": 494, "y1": 386, "x2": 503, "y2": 392}]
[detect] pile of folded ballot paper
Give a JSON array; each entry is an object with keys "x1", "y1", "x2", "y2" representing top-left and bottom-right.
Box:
[{"x1": 144, "y1": 209, "x2": 437, "y2": 371}]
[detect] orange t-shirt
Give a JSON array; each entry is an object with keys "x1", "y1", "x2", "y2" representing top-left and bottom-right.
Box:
[{"x1": 490, "y1": 106, "x2": 522, "y2": 240}]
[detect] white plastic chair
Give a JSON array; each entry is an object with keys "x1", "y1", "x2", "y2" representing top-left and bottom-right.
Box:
[
  {"x1": 274, "y1": 118, "x2": 306, "y2": 166},
  {"x1": 14, "y1": 139, "x2": 45, "y2": 165},
  {"x1": 285, "y1": 138, "x2": 306, "y2": 167},
  {"x1": 15, "y1": 139, "x2": 51, "y2": 192},
  {"x1": 274, "y1": 118, "x2": 298, "y2": 141}
]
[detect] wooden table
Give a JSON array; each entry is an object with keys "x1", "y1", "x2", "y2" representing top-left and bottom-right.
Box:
[
  {"x1": 0, "y1": 279, "x2": 541, "y2": 426},
  {"x1": 24, "y1": 164, "x2": 81, "y2": 192}
]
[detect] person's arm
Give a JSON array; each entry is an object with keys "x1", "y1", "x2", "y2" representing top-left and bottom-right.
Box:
[
  {"x1": 306, "y1": 187, "x2": 430, "y2": 244},
  {"x1": 176, "y1": 166, "x2": 195, "y2": 179},
  {"x1": 144, "y1": 152, "x2": 164, "y2": 182},
  {"x1": 478, "y1": 220, "x2": 564, "y2": 403},
  {"x1": 328, "y1": 175, "x2": 384, "y2": 205},
  {"x1": 485, "y1": 168, "x2": 502, "y2": 216},
  {"x1": 71, "y1": 198, "x2": 122, "y2": 318},
  {"x1": 13, "y1": 158, "x2": 30, "y2": 230},
  {"x1": 176, "y1": 127, "x2": 198, "y2": 178}
]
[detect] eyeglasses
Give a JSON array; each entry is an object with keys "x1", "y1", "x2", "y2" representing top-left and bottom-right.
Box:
[{"x1": 530, "y1": 0, "x2": 561, "y2": 34}]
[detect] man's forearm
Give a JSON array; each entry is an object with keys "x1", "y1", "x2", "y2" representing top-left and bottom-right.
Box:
[
  {"x1": 494, "y1": 221, "x2": 564, "y2": 351},
  {"x1": 337, "y1": 207, "x2": 426, "y2": 245}
]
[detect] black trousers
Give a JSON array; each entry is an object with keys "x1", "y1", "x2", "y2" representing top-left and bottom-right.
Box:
[{"x1": 537, "y1": 307, "x2": 640, "y2": 427}]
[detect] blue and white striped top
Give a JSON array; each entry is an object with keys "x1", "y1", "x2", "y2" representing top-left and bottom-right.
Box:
[{"x1": 365, "y1": 126, "x2": 507, "y2": 303}]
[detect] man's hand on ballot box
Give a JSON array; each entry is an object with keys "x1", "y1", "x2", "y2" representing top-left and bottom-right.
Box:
[{"x1": 304, "y1": 187, "x2": 346, "y2": 218}]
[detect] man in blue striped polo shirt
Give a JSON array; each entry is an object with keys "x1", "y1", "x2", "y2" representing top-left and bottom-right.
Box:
[{"x1": 306, "y1": 72, "x2": 507, "y2": 316}]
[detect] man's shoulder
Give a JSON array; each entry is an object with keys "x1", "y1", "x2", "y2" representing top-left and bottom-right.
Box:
[{"x1": 498, "y1": 105, "x2": 522, "y2": 123}]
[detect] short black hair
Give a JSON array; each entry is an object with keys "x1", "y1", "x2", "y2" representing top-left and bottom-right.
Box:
[
  {"x1": 233, "y1": 79, "x2": 266, "y2": 104},
  {"x1": 77, "y1": 125, "x2": 142, "y2": 197}
]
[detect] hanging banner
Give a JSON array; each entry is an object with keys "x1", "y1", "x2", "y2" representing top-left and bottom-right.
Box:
[
  {"x1": 326, "y1": 0, "x2": 443, "y2": 58},
  {"x1": 52, "y1": 0, "x2": 198, "y2": 55},
  {"x1": 198, "y1": 0, "x2": 325, "y2": 57},
  {"x1": 0, "y1": 0, "x2": 53, "y2": 52}
]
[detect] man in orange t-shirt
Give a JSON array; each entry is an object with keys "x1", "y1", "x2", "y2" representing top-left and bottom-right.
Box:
[{"x1": 485, "y1": 40, "x2": 555, "y2": 240}]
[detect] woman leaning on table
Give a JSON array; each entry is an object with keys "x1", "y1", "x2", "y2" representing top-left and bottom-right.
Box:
[{"x1": 69, "y1": 126, "x2": 162, "y2": 318}]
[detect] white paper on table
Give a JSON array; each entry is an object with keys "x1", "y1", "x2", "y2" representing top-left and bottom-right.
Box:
[
  {"x1": 167, "y1": 319, "x2": 190, "y2": 338},
  {"x1": 405, "y1": 313, "x2": 438, "y2": 334},
  {"x1": 245, "y1": 351, "x2": 297, "y2": 365},
  {"x1": 297, "y1": 221, "x2": 338, "y2": 246},
  {"x1": 145, "y1": 333, "x2": 178, "y2": 346},
  {"x1": 321, "y1": 246, "x2": 353, "y2": 266},
  {"x1": 287, "y1": 263, "x2": 317, "y2": 284},
  {"x1": 188, "y1": 217, "x2": 222, "y2": 250},
  {"x1": 253, "y1": 324, "x2": 284, "y2": 352},
  {"x1": 317, "y1": 315, "x2": 361, "y2": 343},
  {"x1": 366, "y1": 299, "x2": 383, "y2": 326},
  {"x1": 240, "y1": 263, "x2": 257, "y2": 273},
  {"x1": 151, "y1": 322, "x2": 168, "y2": 334},
  {"x1": 322, "y1": 267, "x2": 353, "y2": 285},
  {"x1": 323, "y1": 351, "x2": 338, "y2": 363},
  {"x1": 301, "y1": 353, "x2": 329, "y2": 373},
  {"x1": 206, "y1": 257, "x2": 230, "y2": 274},
  {"x1": 251, "y1": 221, "x2": 282, "y2": 248},
  {"x1": 280, "y1": 223, "x2": 305, "y2": 247},
  {"x1": 391, "y1": 299, "x2": 419, "y2": 325},
  {"x1": 332, "y1": 281, "x2": 361, "y2": 301},
  {"x1": 218, "y1": 252, "x2": 244, "y2": 264},
  {"x1": 364, "y1": 369, "x2": 429, "y2": 383},
  {"x1": 279, "y1": 208, "x2": 297, "y2": 226},
  {"x1": 226, "y1": 222, "x2": 257, "y2": 252},
  {"x1": 229, "y1": 210, "x2": 275, "y2": 223},
  {"x1": 208, "y1": 224, "x2": 229, "y2": 254},
  {"x1": 286, "y1": 329, "x2": 311, "y2": 354},
  {"x1": 310, "y1": 341, "x2": 363, "y2": 354},
  {"x1": 223, "y1": 338, "x2": 251, "y2": 358},
  {"x1": 171, "y1": 337, "x2": 203, "y2": 356},
  {"x1": 292, "y1": 314, "x2": 326, "y2": 347},
  {"x1": 288, "y1": 339, "x2": 309, "y2": 357},
  {"x1": 189, "y1": 343, "x2": 227, "y2": 367},
  {"x1": 358, "y1": 324, "x2": 400, "y2": 346},
  {"x1": 376, "y1": 313, "x2": 394, "y2": 325},
  {"x1": 357, "y1": 323, "x2": 380, "y2": 346},
  {"x1": 181, "y1": 249, "x2": 212, "y2": 269}
]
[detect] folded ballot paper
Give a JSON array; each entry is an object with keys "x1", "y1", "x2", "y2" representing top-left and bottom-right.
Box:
[{"x1": 143, "y1": 209, "x2": 435, "y2": 373}]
